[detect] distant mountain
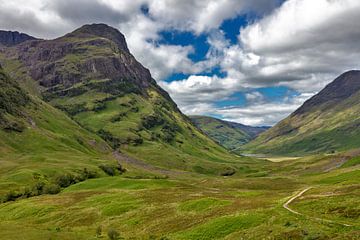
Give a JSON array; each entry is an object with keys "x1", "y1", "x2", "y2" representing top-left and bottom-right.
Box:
[
  {"x1": 0, "y1": 24, "x2": 245, "y2": 176},
  {"x1": 190, "y1": 116, "x2": 269, "y2": 150},
  {"x1": 0, "y1": 30, "x2": 37, "y2": 47},
  {"x1": 244, "y1": 70, "x2": 360, "y2": 155}
]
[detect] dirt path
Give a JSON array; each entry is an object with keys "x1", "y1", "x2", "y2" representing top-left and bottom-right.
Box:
[
  {"x1": 283, "y1": 187, "x2": 353, "y2": 227},
  {"x1": 283, "y1": 187, "x2": 313, "y2": 215}
]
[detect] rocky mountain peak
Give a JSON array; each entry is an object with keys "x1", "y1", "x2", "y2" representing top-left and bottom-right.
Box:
[
  {"x1": 66, "y1": 23, "x2": 129, "y2": 53},
  {"x1": 294, "y1": 70, "x2": 360, "y2": 115},
  {"x1": 0, "y1": 30, "x2": 37, "y2": 47}
]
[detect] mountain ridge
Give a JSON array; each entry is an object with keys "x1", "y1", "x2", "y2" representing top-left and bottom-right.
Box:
[
  {"x1": 0, "y1": 30, "x2": 37, "y2": 47},
  {"x1": 244, "y1": 70, "x2": 360, "y2": 155},
  {"x1": 190, "y1": 115, "x2": 269, "y2": 150}
]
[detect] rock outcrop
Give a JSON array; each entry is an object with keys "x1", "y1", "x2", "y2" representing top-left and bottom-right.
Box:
[{"x1": 0, "y1": 30, "x2": 36, "y2": 47}]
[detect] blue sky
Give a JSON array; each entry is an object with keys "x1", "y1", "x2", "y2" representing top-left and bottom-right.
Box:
[{"x1": 1, "y1": 0, "x2": 360, "y2": 125}]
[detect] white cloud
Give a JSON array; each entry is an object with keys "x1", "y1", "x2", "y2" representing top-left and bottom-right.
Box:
[
  {"x1": 2, "y1": 0, "x2": 360, "y2": 126},
  {"x1": 236, "y1": 0, "x2": 360, "y2": 91},
  {"x1": 216, "y1": 92, "x2": 313, "y2": 126}
]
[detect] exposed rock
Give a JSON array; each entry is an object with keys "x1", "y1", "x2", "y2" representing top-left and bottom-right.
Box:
[
  {"x1": 6, "y1": 24, "x2": 154, "y2": 94},
  {"x1": 64, "y1": 23, "x2": 129, "y2": 53},
  {"x1": 0, "y1": 30, "x2": 37, "y2": 47}
]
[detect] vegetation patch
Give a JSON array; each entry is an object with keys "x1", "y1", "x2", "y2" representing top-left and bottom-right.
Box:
[
  {"x1": 179, "y1": 198, "x2": 231, "y2": 213},
  {"x1": 175, "y1": 212, "x2": 264, "y2": 240},
  {"x1": 341, "y1": 156, "x2": 360, "y2": 168}
]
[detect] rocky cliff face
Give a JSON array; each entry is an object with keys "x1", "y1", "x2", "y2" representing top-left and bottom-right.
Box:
[
  {"x1": 5, "y1": 24, "x2": 154, "y2": 96},
  {"x1": 0, "y1": 30, "x2": 36, "y2": 47}
]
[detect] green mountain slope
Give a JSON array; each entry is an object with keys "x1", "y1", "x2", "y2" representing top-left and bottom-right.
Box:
[
  {"x1": 190, "y1": 116, "x2": 269, "y2": 150},
  {"x1": 0, "y1": 24, "x2": 247, "y2": 175},
  {"x1": 0, "y1": 66, "x2": 118, "y2": 197},
  {"x1": 244, "y1": 70, "x2": 360, "y2": 156}
]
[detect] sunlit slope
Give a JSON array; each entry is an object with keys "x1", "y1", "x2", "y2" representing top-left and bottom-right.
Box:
[
  {"x1": 244, "y1": 71, "x2": 360, "y2": 156},
  {"x1": 0, "y1": 68, "x2": 115, "y2": 196}
]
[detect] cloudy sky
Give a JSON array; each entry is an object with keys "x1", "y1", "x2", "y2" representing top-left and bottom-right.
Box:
[{"x1": 1, "y1": 0, "x2": 360, "y2": 126}]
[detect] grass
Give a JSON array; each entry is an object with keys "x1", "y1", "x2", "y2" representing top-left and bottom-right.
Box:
[
  {"x1": 173, "y1": 212, "x2": 265, "y2": 240},
  {"x1": 341, "y1": 156, "x2": 360, "y2": 168},
  {"x1": 63, "y1": 177, "x2": 176, "y2": 192},
  {"x1": 178, "y1": 198, "x2": 231, "y2": 213},
  {"x1": 0, "y1": 157, "x2": 358, "y2": 239}
]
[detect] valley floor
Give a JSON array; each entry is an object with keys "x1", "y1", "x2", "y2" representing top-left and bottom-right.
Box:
[{"x1": 0, "y1": 153, "x2": 359, "y2": 240}]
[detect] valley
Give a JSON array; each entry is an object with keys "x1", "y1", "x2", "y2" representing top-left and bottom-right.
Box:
[{"x1": 0, "y1": 23, "x2": 359, "y2": 240}]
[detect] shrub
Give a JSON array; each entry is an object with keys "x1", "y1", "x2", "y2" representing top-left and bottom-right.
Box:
[
  {"x1": 97, "y1": 129, "x2": 121, "y2": 149},
  {"x1": 77, "y1": 168, "x2": 99, "y2": 180},
  {"x1": 92, "y1": 102, "x2": 106, "y2": 112},
  {"x1": 99, "y1": 164, "x2": 116, "y2": 176},
  {"x1": 3, "y1": 121, "x2": 26, "y2": 132},
  {"x1": 3, "y1": 191, "x2": 22, "y2": 202},
  {"x1": 98, "y1": 164, "x2": 125, "y2": 176},
  {"x1": 220, "y1": 167, "x2": 236, "y2": 176},
  {"x1": 43, "y1": 184, "x2": 61, "y2": 194},
  {"x1": 141, "y1": 114, "x2": 164, "y2": 129},
  {"x1": 107, "y1": 228, "x2": 120, "y2": 240},
  {"x1": 56, "y1": 103, "x2": 88, "y2": 116},
  {"x1": 55, "y1": 173, "x2": 76, "y2": 188},
  {"x1": 96, "y1": 226, "x2": 102, "y2": 238}
]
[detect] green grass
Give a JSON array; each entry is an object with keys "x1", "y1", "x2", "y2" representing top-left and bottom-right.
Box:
[
  {"x1": 173, "y1": 212, "x2": 265, "y2": 240},
  {"x1": 341, "y1": 156, "x2": 360, "y2": 168},
  {"x1": 0, "y1": 160, "x2": 358, "y2": 239},
  {"x1": 318, "y1": 170, "x2": 360, "y2": 184},
  {"x1": 178, "y1": 198, "x2": 231, "y2": 213},
  {"x1": 64, "y1": 177, "x2": 176, "y2": 192}
]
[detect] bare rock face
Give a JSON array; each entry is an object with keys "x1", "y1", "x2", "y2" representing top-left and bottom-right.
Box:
[
  {"x1": 6, "y1": 24, "x2": 154, "y2": 95},
  {"x1": 0, "y1": 30, "x2": 37, "y2": 47}
]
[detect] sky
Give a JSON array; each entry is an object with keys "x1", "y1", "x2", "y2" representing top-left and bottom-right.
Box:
[{"x1": 1, "y1": 0, "x2": 360, "y2": 126}]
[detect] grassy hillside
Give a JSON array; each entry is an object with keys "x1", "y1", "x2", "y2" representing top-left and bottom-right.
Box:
[
  {"x1": 0, "y1": 67, "x2": 122, "y2": 198},
  {"x1": 0, "y1": 24, "x2": 252, "y2": 176},
  {"x1": 244, "y1": 71, "x2": 360, "y2": 156},
  {"x1": 0, "y1": 148, "x2": 358, "y2": 239},
  {"x1": 190, "y1": 116, "x2": 268, "y2": 150}
]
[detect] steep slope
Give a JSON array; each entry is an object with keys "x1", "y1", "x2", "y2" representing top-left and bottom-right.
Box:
[
  {"x1": 244, "y1": 71, "x2": 360, "y2": 155},
  {"x1": 0, "y1": 66, "x2": 118, "y2": 197},
  {"x1": 0, "y1": 24, "x2": 246, "y2": 174},
  {"x1": 190, "y1": 115, "x2": 269, "y2": 150}
]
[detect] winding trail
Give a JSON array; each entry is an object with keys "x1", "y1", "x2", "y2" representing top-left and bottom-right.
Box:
[
  {"x1": 283, "y1": 187, "x2": 353, "y2": 227},
  {"x1": 283, "y1": 187, "x2": 313, "y2": 215}
]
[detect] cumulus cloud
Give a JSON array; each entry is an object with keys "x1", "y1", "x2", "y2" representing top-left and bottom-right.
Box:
[
  {"x1": 237, "y1": 0, "x2": 360, "y2": 91},
  {"x1": 2, "y1": 0, "x2": 359, "y2": 126},
  {"x1": 216, "y1": 92, "x2": 313, "y2": 126}
]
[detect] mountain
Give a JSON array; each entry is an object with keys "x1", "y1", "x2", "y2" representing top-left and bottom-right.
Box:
[
  {"x1": 190, "y1": 115, "x2": 269, "y2": 150},
  {"x1": 0, "y1": 64, "x2": 117, "y2": 196},
  {"x1": 244, "y1": 70, "x2": 360, "y2": 156},
  {"x1": 0, "y1": 30, "x2": 37, "y2": 47},
  {"x1": 0, "y1": 24, "x2": 246, "y2": 177}
]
